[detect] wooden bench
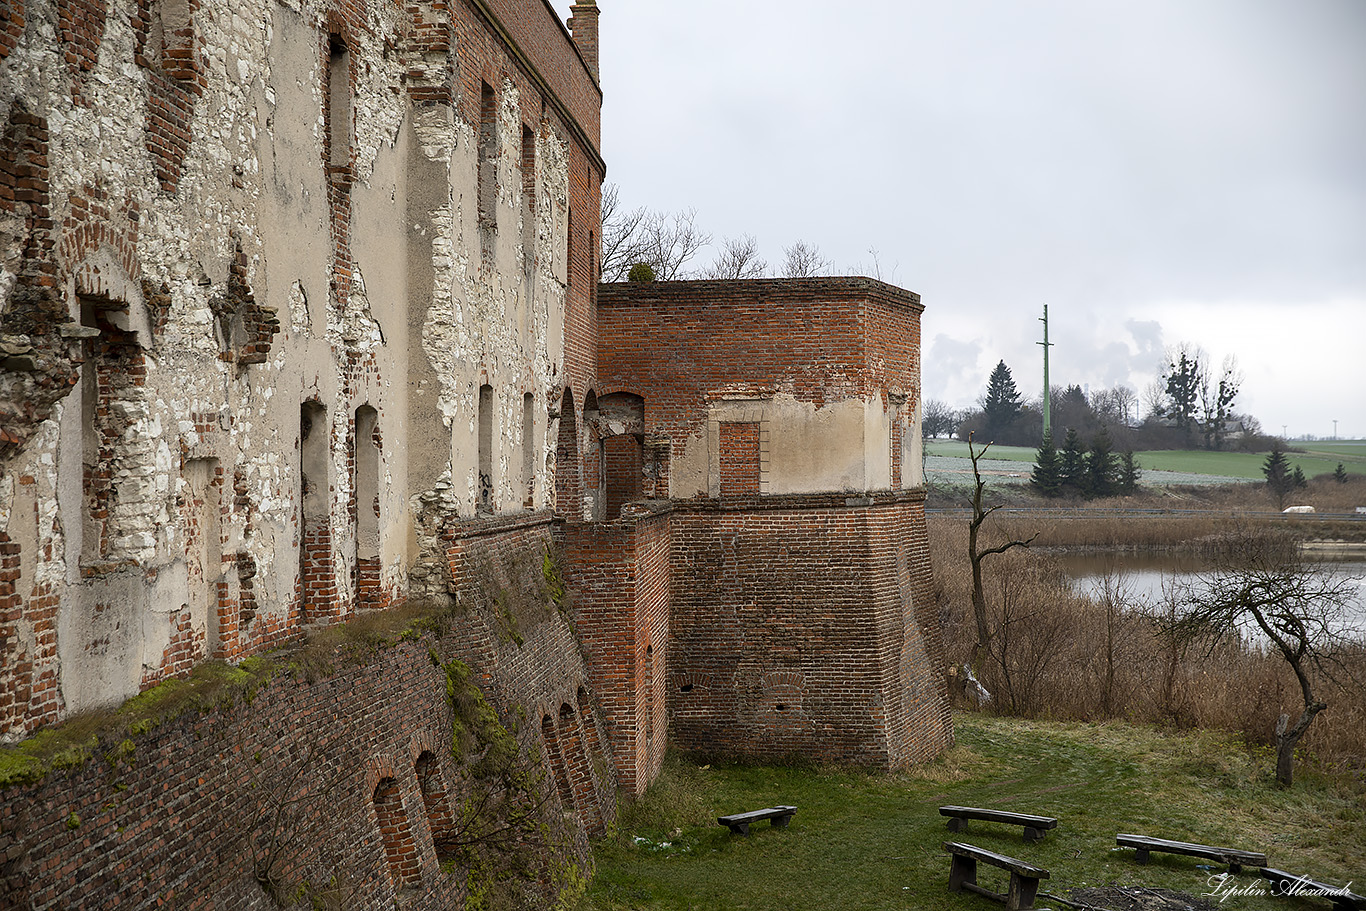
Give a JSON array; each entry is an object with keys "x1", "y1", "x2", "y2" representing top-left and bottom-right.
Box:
[
  {"x1": 940, "y1": 805, "x2": 1059, "y2": 842},
  {"x1": 717, "y1": 805, "x2": 796, "y2": 835},
  {"x1": 1260, "y1": 867, "x2": 1366, "y2": 911},
  {"x1": 1116, "y1": 833, "x2": 1267, "y2": 872},
  {"x1": 945, "y1": 841, "x2": 1049, "y2": 911}
]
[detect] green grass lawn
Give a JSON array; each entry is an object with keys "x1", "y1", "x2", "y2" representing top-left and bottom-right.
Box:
[
  {"x1": 926, "y1": 441, "x2": 1036, "y2": 464},
  {"x1": 925, "y1": 439, "x2": 1366, "y2": 480},
  {"x1": 583, "y1": 713, "x2": 1364, "y2": 910}
]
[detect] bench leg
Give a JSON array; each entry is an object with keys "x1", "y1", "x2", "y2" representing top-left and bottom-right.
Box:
[
  {"x1": 1228, "y1": 863, "x2": 1243, "y2": 874},
  {"x1": 1007, "y1": 873, "x2": 1040, "y2": 911},
  {"x1": 728, "y1": 822, "x2": 750, "y2": 836},
  {"x1": 948, "y1": 855, "x2": 977, "y2": 893},
  {"x1": 1134, "y1": 848, "x2": 1150, "y2": 865},
  {"x1": 946, "y1": 818, "x2": 967, "y2": 833},
  {"x1": 771, "y1": 814, "x2": 792, "y2": 829},
  {"x1": 1023, "y1": 826, "x2": 1044, "y2": 843}
]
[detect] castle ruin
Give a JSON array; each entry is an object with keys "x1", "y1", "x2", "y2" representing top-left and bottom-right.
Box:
[{"x1": 0, "y1": 0, "x2": 951, "y2": 905}]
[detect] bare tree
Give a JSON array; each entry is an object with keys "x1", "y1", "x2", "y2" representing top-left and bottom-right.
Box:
[
  {"x1": 848, "y1": 246, "x2": 897, "y2": 282},
  {"x1": 702, "y1": 234, "x2": 767, "y2": 280},
  {"x1": 1090, "y1": 384, "x2": 1137, "y2": 426},
  {"x1": 1163, "y1": 530, "x2": 1362, "y2": 786},
  {"x1": 921, "y1": 398, "x2": 959, "y2": 439},
  {"x1": 967, "y1": 433, "x2": 1037, "y2": 672},
  {"x1": 780, "y1": 239, "x2": 832, "y2": 278},
  {"x1": 1140, "y1": 378, "x2": 1168, "y2": 420},
  {"x1": 599, "y1": 183, "x2": 711, "y2": 281},
  {"x1": 599, "y1": 183, "x2": 649, "y2": 282}
]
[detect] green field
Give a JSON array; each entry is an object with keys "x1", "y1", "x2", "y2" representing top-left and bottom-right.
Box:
[
  {"x1": 925, "y1": 439, "x2": 1366, "y2": 480},
  {"x1": 584, "y1": 713, "x2": 1363, "y2": 910}
]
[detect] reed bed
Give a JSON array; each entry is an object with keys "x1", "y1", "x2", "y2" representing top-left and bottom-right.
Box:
[{"x1": 928, "y1": 516, "x2": 1366, "y2": 777}]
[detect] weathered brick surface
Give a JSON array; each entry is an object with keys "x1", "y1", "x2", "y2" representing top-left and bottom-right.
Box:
[
  {"x1": 582, "y1": 279, "x2": 951, "y2": 776},
  {"x1": 597, "y1": 277, "x2": 923, "y2": 442},
  {"x1": 667, "y1": 493, "x2": 949, "y2": 769},
  {"x1": 560, "y1": 509, "x2": 671, "y2": 795},
  {"x1": 0, "y1": 520, "x2": 611, "y2": 909}
]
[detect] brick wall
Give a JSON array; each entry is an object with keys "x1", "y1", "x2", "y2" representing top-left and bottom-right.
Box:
[
  {"x1": 560, "y1": 508, "x2": 671, "y2": 796},
  {"x1": 0, "y1": 519, "x2": 613, "y2": 908},
  {"x1": 597, "y1": 277, "x2": 923, "y2": 448},
  {"x1": 666, "y1": 491, "x2": 951, "y2": 768}
]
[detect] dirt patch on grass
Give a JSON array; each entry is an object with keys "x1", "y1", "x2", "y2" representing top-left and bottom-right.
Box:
[{"x1": 1063, "y1": 885, "x2": 1218, "y2": 911}]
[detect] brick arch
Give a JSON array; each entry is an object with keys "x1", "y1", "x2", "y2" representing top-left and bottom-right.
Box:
[
  {"x1": 581, "y1": 389, "x2": 600, "y2": 519},
  {"x1": 541, "y1": 711, "x2": 574, "y2": 812},
  {"x1": 371, "y1": 776, "x2": 421, "y2": 891},
  {"x1": 406, "y1": 729, "x2": 440, "y2": 765},
  {"x1": 574, "y1": 685, "x2": 605, "y2": 773},
  {"x1": 59, "y1": 187, "x2": 142, "y2": 312},
  {"x1": 557, "y1": 701, "x2": 603, "y2": 835},
  {"x1": 363, "y1": 754, "x2": 399, "y2": 795},
  {"x1": 413, "y1": 749, "x2": 457, "y2": 863},
  {"x1": 554, "y1": 388, "x2": 579, "y2": 518}
]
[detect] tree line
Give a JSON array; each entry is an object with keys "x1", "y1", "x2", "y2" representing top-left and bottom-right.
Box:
[
  {"x1": 926, "y1": 348, "x2": 1279, "y2": 455},
  {"x1": 600, "y1": 184, "x2": 895, "y2": 282}
]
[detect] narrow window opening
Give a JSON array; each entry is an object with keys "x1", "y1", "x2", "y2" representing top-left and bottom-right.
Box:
[
  {"x1": 478, "y1": 82, "x2": 497, "y2": 233},
  {"x1": 185, "y1": 458, "x2": 223, "y2": 650},
  {"x1": 327, "y1": 37, "x2": 350, "y2": 169},
  {"x1": 299, "y1": 401, "x2": 330, "y2": 623},
  {"x1": 542, "y1": 714, "x2": 575, "y2": 811},
  {"x1": 354, "y1": 405, "x2": 379, "y2": 607},
  {"x1": 477, "y1": 384, "x2": 494, "y2": 514},
  {"x1": 566, "y1": 204, "x2": 574, "y2": 293},
  {"x1": 645, "y1": 644, "x2": 655, "y2": 751},
  {"x1": 520, "y1": 123, "x2": 535, "y2": 202},
  {"x1": 372, "y1": 777, "x2": 420, "y2": 889},
  {"x1": 79, "y1": 297, "x2": 101, "y2": 564},
  {"x1": 555, "y1": 390, "x2": 579, "y2": 519},
  {"x1": 77, "y1": 296, "x2": 145, "y2": 566},
  {"x1": 521, "y1": 392, "x2": 535, "y2": 509},
  {"x1": 415, "y1": 751, "x2": 457, "y2": 863}
]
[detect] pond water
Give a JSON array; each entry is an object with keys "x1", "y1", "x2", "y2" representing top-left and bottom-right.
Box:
[{"x1": 1059, "y1": 550, "x2": 1366, "y2": 638}]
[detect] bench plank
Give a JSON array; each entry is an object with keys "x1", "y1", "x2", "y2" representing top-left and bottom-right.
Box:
[
  {"x1": 1261, "y1": 867, "x2": 1366, "y2": 911},
  {"x1": 940, "y1": 805, "x2": 1059, "y2": 842},
  {"x1": 1117, "y1": 834, "x2": 1267, "y2": 872},
  {"x1": 717, "y1": 805, "x2": 796, "y2": 835},
  {"x1": 944, "y1": 842, "x2": 1049, "y2": 911}
]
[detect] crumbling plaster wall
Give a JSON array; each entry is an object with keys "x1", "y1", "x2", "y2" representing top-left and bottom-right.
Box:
[
  {"x1": 0, "y1": 0, "x2": 578, "y2": 736},
  {"x1": 410, "y1": 78, "x2": 567, "y2": 519}
]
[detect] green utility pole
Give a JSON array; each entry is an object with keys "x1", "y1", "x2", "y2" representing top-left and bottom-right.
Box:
[{"x1": 1038, "y1": 305, "x2": 1053, "y2": 440}]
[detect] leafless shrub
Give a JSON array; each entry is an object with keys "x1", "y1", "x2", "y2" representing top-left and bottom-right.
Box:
[{"x1": 929, "y1": 517, "x2": 1366, "y2": 775}]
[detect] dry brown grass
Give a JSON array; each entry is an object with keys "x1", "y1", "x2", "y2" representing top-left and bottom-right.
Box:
[{"x1": 930, "y1": 517, "x2": 1366, "y2": 777}]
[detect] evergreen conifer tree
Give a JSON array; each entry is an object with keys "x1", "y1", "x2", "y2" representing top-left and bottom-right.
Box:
[
  {"x1": 1085, "y1": 426, "x2": 1117, "y2": 498},
  {"x1": 1334, "y1": 463, "x2": 1349, "y2": 484},
  {"x1": 1059, "y1": 427, "x2": 1086, "y2": 495},
  {"x1": 1031, "y1": 430, "x2": 1062, "y2": 497},
  {"x1": 982, "y1": 360, "x2": 1022, "y2": 441},
  {"x1": 1292, "y1": 466, "x2": 1308, "y2": 490},
  {"x1": 1118, "y1": 451, "x2": 1141, "y2": 494},
  {"x1": 1263, "y1": 444, "x2": 1295, "y2": 508}
]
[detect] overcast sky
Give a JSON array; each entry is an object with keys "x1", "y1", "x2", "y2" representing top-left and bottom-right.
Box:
[{"x1": 552, "y1": 0, "x2": 1365, "y2": 440}]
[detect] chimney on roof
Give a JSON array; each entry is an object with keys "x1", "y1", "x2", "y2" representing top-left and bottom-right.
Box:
[{"x1": 567, "y1": 1, "x2": 600, "y2": 82}]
